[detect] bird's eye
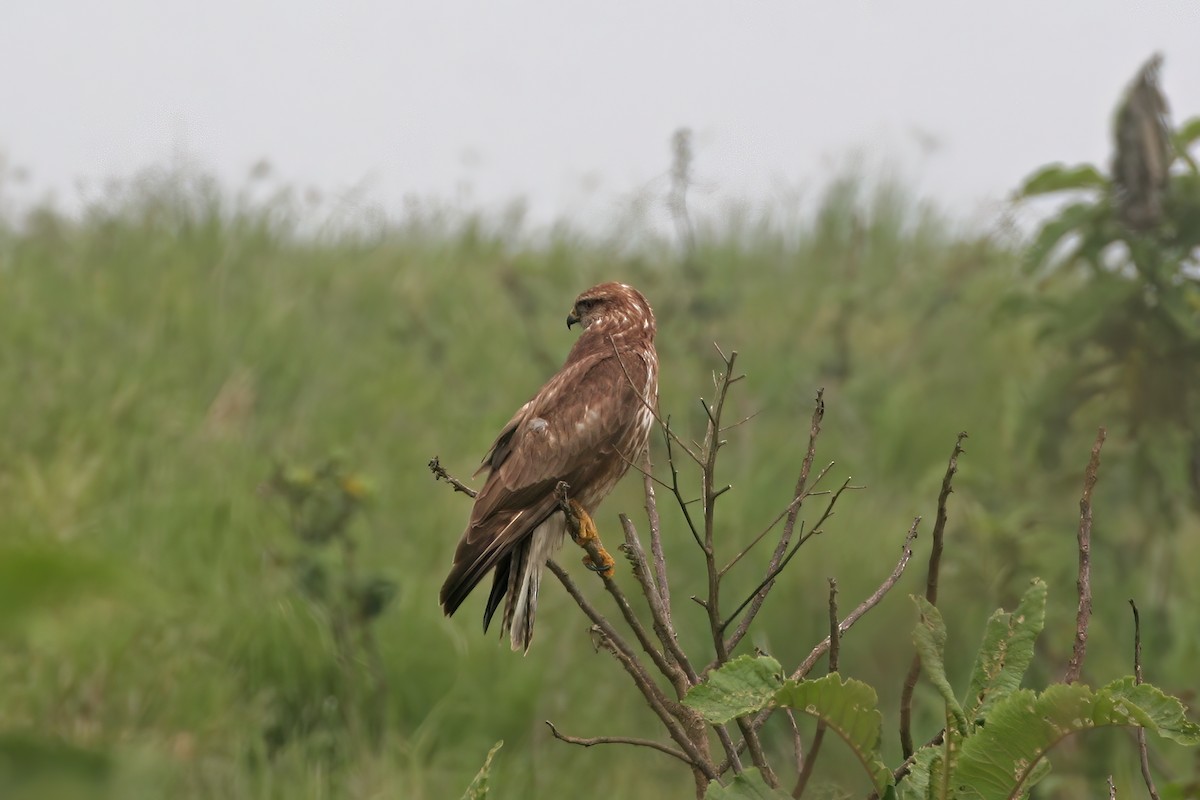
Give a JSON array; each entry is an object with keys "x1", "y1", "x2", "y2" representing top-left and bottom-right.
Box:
[{"x1": 578, "y1": 298, "x2": 598, "y2": 311}]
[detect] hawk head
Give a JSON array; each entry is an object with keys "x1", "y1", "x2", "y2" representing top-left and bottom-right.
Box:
[{"x1": 566, "y1": 282, "x2": 657, "y2": 336}]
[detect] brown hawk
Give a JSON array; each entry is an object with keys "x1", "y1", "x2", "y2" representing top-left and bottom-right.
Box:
[{"x1": 439, "y1": 282, "x2": 659, "y2": 651}]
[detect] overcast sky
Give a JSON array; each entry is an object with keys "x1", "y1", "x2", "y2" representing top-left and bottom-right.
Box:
[{"x1": 2, "y1": 1, "x2": 1198, "y2": 229}]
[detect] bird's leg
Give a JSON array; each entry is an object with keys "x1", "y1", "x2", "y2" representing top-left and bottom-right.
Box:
[{"x1": 567, "y1": 499, "x2": 615, "y2": 578}]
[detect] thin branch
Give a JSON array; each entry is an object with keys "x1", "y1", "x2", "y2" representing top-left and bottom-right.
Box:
[
  {"x1": 1065, "y1": 427, "x2": 1106, "y2": 684},
  {"x1": 741, "y1": 517, "x2": 919, "y2": 743},
  {"x1": 720, "y1": 392, "x2": 824, "y2": 650},
  {"x1": 722, "y1": 476, "x2": 858, "y2": 650},
  {"x1": 544, "y1": 721, "x2": 692, "y2": 767},
  {"x1": 901, "y1": 431, "x2": 967, "y2": 759},
  {"x1": 427, "y1": 456, "x2": 478, "y2": 498},
  {"x1": 793, "y1": 578, "x2": 839, "y2": 798},
  {"x1": 619, "y1": 513, "x2": 698, "y2": 686},
  {"x1": 1108, "y1": 775, "x2": 1117, "y2": 800},
  {"x1": 662, "y1": 420, "x2": 705, "y2": 550},
  {"x1": 554, "y1": 484, "x2": 688, "y2": 692},
  {"x1": 1129, "y1": 599, "x2": 1161, "y2": 800},
  {"x1": 644, "y1": 459, "x2": 672, "y2": 614},
  {"x1": 720, "y1": 462, "x2": 834, "y2": 578},
  {"x1": 546, "y1": 559, "x2": 717, "y2": 781}
]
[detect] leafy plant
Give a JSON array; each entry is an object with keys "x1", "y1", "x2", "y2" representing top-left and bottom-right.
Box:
[
  {"x1": 262, "y1": 456, "x2": 395, "y2": 745},
  {"x1": 1014, "y1": 53, "x2": 1200, "y2": 510}
]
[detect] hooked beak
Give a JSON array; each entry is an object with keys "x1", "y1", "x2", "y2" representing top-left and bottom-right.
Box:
[{"x1": 566, "y1": 311, "x2": 580, "y2": 329}]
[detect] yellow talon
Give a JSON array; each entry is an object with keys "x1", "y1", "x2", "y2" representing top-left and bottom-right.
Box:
[{"x1": 568, "y1": 499, "x2": 615, "y2": 578}]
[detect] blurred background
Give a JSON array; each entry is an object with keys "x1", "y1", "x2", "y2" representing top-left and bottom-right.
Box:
[{"x1": 2, "y1": 2, "x2": 1199, "y2": 798}]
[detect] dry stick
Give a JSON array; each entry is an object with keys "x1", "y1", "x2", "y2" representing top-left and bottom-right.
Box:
[
  {"x1": 546, "y1": 560, "x2": 718, "y2": 781},
  {"x1": 1108, "y1": 775, "x2": 1118, "y2": 800},
  {"x1": 643, "y1": 461, "x2": 672, "y2": 615},
  {"x1": 428, "y1": 456, "x2": 478, "y2": 498},
  {"x1": 1065, "y1": 427, "x2": 1106, "y2": 684},
  {"x1": 553, "y1": 483, "x2": 690, "y2": 694},
  {"x1": 1129, "y1": 599, "x2": 1161, "y2": 800},
  {"x1": 720, "y1": 475, "x2": 857, "y2": 660},
  {"x1": 900, "y1": 432, "x2": 968, "y2": 759},
  {"x1": 619, "y1": 513, "x2": 698, "y2": 685},
  {"x1": 695, "y1": 349, "x2": 776, "y2": 787},
  {"x1": 793, "y1": 578, "x2": 840, "y2": 799},
  {"x1": 734, "y1": 517, "x2": 919, "y2": 755},
  {"x1": 723, "y1": 391, "x2": 825, "y2": 654},
  {"x1": 544, "y1": 721, "x2": 693, "y2": 767}
]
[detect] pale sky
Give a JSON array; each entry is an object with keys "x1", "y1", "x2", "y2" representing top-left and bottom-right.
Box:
[{"x1": 2, "y1": 1, "x2": 1198, "y2": 229}]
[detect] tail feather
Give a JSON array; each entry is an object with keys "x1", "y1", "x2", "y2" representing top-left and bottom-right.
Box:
[{"x1": 502, "y1": 516, "x2": 564, "y2": 652}]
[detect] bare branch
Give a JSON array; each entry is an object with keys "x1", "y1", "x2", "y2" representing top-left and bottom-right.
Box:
[
  {"x1": 1129, "y1": 599, "x2": 1161, "y2": 800},
  {"x1": 746, "y1": 518, "x2": 919, "y2": 740},
  {"x1": 720, "y1": 462, "x2": 834, "y2": 578},
  {"x1": 427, "y1": 456, "x2": 478, "y2": 498},
  {"x1": 1065, "y1": 427, "x2": 1106, "y2": 684},
  {"x1": 789, "y1": 518, "x2": 919, "y2": 680},
  {"x1": 546, "y1": 560, "x2": 717, "y2": 781},
  {"x1": 644, "y1": 460, "x2": 672, "y2": 615},
  {"x1": 901, "y1": 431, "x2": 967, "y2": 758},
  {"x1": 1108, "y1": 775, "x2": 1117, "y2": 800},
  {"x1": 793, "y1": 578, "x2": 839, "y2": 798},
  {"x1": 544, "y1": 721, "x2": 693, "y2": 766},
  {"x1": 722, "y1": 476, "x2": 858, "y2": 651},
  {"x1": 619, "y1": 513, "x2": 698, "y2": 686}
]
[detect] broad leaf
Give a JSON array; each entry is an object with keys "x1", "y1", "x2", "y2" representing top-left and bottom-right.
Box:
[
  {"x1": 1175, "y1": 116, "x2": 1200, "y2": 152},
  {"x1": 1023, "y1": 202, "x2": 1105, "y2": 274},
  {"x1": 1017, "y1": 163, "x2": 1108, "y2": 198},
  {"x1": 460, "y1": 741, "x2": 503, "y2": 800},
  {"x1": 774, "y1": 674, "x2": 892, "y2": 794},
  {"x1": 956, "y1": 681, "x2": 1200, "y2": 800},
  {"x1": 912, "y1": 597, "x2": 967, "y2": 735},
  {"x1": 705, "y1": 768, "x2": 791, "y2": 799},
  {"x1": 684, "y1": 655, "x2": 782, "y2": 725},
  {"x1": 963, "y1": 579, "x2": 1046, "y2": 718}
]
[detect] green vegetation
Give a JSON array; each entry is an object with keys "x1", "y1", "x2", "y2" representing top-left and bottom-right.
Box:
[{"x1": 2, "y1": 91, "x2": 1199, "y2": 796}]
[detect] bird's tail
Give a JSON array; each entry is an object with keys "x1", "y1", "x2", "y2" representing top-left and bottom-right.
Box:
[{"x1": 503, "y1": 516, "x2": 564, "y2": 652}]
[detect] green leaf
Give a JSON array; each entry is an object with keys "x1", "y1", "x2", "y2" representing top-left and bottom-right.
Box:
[
  {"x1": 774, "y1": 674, "x2": 893, "y2": 794},
  {"x1": 1175, "y1": 116, "x2": 1200, "y2": 152},
  {"x1": 460, "y1": 740, "x2": 503, "y2": 800},
  {"x1": 1022, "y1": 202, "x2": 1104, "y2": 274},
  {"x1": 684, "y1": 655, "x2": 782, "y2": 725},
  {"x1": 912, "y1": 597, "x2": 967, "y2": 735},
  {"x1": 963, "y1": 579, "x2": 1047, "y2": 718},
  {"x1": 704, "y1": 768, "x2": 791, "y2": 799},
  {"x1": 956, "y1": 681, "x2": 1200, "y2": 800},
  {"x1": 1017, "y1": 164, "x2": 1108, "y2": 198}
]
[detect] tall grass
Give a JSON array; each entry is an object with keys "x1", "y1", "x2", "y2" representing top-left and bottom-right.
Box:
[{"x1": 1, "y1": 161, "x2": 1195, "y2": 798}]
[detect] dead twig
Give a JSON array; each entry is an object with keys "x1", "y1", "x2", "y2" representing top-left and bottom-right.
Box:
[
  {"x1": 1065, "y1": 427, "x2": 1106, "y2": 684},
  {"x1": 546, "y1": 560, "x2": 718, "y2": 781},
  {"x1": 721, "y1": 391, "x2": 825, "y2": 653},
  {"x1": 793, "y1": 578, "x2": 839, "y2": 798},
  {"x1": 544, "y1": 721, "x2": 693, "y2": 767},
  {"x1": 428, "y1": 456, "x2": 478, "y2": 498},
  {"x1": 900, "y1": 432, "x2": 967, "y2": 758},
  {"x1": 1129, "y1": 599, "x2": 1161, "y2": 800}
]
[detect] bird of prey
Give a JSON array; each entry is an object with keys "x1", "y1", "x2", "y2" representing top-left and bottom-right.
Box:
[{"x1": 440, "y1": 282, "x2": 659, "y2": 651}]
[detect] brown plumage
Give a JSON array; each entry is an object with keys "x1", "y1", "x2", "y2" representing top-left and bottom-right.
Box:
[{"x1": 439, "y1": 282, "x2": 659, "y2": 651}]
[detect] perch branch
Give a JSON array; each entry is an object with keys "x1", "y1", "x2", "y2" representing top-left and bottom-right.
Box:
[
  {"x1": 546, "y1": 560, "x2": 717, "y2": 780},
  {"x1": 1065, "y1": 427, "x2": 1105, "y2": 684},
  {"x1": 900, "y1": 432, "x2": 967, "y2": 758}
]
